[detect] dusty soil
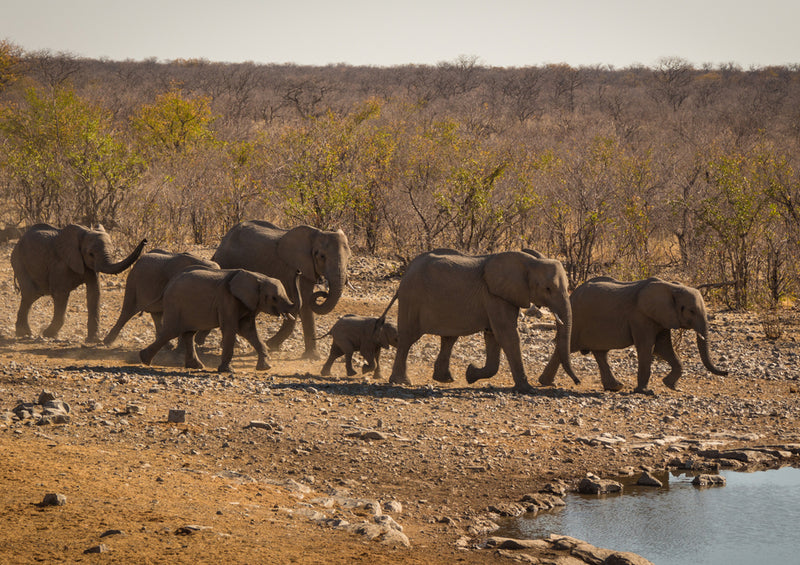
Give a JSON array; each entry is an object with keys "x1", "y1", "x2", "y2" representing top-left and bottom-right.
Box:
[{"x1": 1, "y1": 244, "x2": 799, "y2": 564}]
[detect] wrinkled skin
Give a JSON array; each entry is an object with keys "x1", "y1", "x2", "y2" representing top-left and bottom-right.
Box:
[
  {"x1": 320, "y1": 315, "x2": 398, "y2": 378},
  {"x1": 139, "y1": 267, "x2": 297, "y2": 373},
  {"x1": 388, "y1": 249, "x2": 577, "y2": 393},
  {"x1": 11, "y1": 224, "x2": 146, "y2": 342},
  {"x1": 103, "y1": 250, "x2": 219, "y2": 346},
  {"x1": 539, "y1": 276, "x2": 729, "y2": 393},
  {"x1": 212, "y1": 221, "x2": 351, "y2": 359}
]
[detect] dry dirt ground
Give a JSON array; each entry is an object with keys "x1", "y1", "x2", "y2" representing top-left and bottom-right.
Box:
[{"x1": 1, "y1": 243, "x2": 799, "y2": 564}]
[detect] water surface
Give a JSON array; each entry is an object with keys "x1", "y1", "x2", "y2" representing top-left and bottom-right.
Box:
[{"x1": 502, "y1": 467, "x2": 800, "y2": 565}]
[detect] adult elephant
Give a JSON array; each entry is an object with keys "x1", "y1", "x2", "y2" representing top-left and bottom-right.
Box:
[
  {"x1": 388, "y1": 249, "x2": 578, "y2": 393},
  {"x1": 11, "y1": 224, "x2": 146, "y2": 342},
  {"x1": 538, "y1": 276, "x2": 728, "y2": 393},
  {"x1": 212, "y1": 220, "x2": 351, "y2": 358},
  {"x1": 103, "y1": 249, "x2": 219, "y2": 346}
]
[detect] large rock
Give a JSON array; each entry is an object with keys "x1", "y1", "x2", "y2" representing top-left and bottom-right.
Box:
[{"x1": 578, "y1": 473, "x2": 623, "y2": 495}]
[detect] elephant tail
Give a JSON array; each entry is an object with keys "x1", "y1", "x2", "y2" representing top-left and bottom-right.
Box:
[
  {"x1": 313, "y1": 328, "x2": 333, "y2": 341},
  {"x1": 378, "y1": 291, "x2": 398, "y2": 322}
]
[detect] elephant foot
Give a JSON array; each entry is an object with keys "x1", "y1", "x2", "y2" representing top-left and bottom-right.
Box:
[
  {"x1": 217, "y1": 364, "x2": 233, "y2": 373},
  {"x1": 633, "y1": 387, "x2": 655, "y2": 396},
  {"x1": 15, "y1": 327, "x2": 31, "y2": 338},
  {"x1": 320, "y1": 366, "x2": 332, "y2": 376},
  {"x1": 662, "y1": 374, "x2": 680, "y2": 390},
  {"x1": 432, "y1": 370, "x2": 454, "y2": 383},
  {"x1": 362, "y1": 363, "x2": 375, "y2": 374},
  {"x1": 346, "y1": 368, "x2": 357, "y2": 377},
  {"x1": 139, "y1": 350, "x2": 153, "y2": 366},
  {"x1": 465, "y1": 364, "x2": 497, "y2": 384},
  {"x1": 512, "y1": 381, "x2": 536, "y2": 395},
  {"x1": 256, "y1": 358, "x2": 271, "y2": 371},
  {"x1": 389, "y1": 373, "x2": 412, "y2": 386},
  {"x1": 42, "y1": 327, "x2": 60, "y2": 339},
  {"x1": 85, "y1": 335, "x2": 101, "y2": 344},
  {"x1": 373, "y1": 370, "x2": 382, "y2": 380},
  {"x1": 603, "y1": 381, "x2": 625, "y2": 392},
  {"x1": 301, "y1": 349, "x2": 321, "y2": 361}
]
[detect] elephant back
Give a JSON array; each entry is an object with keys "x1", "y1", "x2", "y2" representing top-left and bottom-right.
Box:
[{"x1": 213, "y1": 221, "x2": 285, "y2": 277}]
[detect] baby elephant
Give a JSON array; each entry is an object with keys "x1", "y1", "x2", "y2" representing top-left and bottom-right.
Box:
[
  {"x1": 320, "y1": 315, "x2": 398, "y2": 378},
  {"x1": 139, "y1": 267, "x2": 298, "y2": 372}
]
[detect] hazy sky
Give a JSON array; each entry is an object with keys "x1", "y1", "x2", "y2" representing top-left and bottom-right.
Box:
[{"x1": 2, "y1": 0, "x2": 799, "y2": 68}]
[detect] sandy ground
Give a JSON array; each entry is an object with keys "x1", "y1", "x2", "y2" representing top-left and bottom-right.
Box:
[{"x1": 1, "y1": 244, "x2": 798, "y2": 564}]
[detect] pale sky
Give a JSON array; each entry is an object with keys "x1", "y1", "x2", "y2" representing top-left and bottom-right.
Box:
[{"x1": 2, "y1": 0, "x2": 798, "y2": 68}]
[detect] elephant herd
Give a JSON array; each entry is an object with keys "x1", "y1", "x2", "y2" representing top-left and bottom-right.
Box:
[{"x1": 10, "y1": 221, "x2": 728, "y2": 394}]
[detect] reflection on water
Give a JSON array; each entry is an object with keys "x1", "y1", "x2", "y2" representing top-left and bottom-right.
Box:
[{"x1": 501, "y1": 467, "x2": 800, "y2": 565}]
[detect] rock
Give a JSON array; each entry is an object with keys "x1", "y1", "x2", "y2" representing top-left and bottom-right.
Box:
[
  {"x1": 247, "y1": 420, "x2": 274, "y2": 430},
  {"x1": 125, "y1": 403, "x2": 144, "y2": 415},
  {"x1": 636, "y1": 471, "x2": 663, "y2": 487},
  {"x1": 37, "y1": 390, "x2": 57, "y2": 405},
  {"x1": 83, "y1": 544, "x2": 109, "y2": 554},
  {"x1": 578, "y1": 473, "x2": 623, "y2": 495},
  {"x1": 99, "y1": 529, "x2": 124, "y2": 538},
  {"x1": 692, "y1": 474, "x2": 726, "y2": 487},
  {"x1": 379, "y1": 527, "x2": 411, "y2": 547},
  {"x1": 175, "y1": 524, "x2": 212, "y2": 535},
  {"x1": 374, "y1": 514, "x2": 403, "y2": 532},
  {"x1": 167, "y1": 409, "x2": 186, "y2": 423},
  {"x1": 40, "y1": 493, "x2": 67, "y2": 506},
  {"x1": 467, "y1": 518, "x2": 500, "y2": 536},
  {"x1": 382, "y1": 500, "x2": 403, "y2": 514},
  {"x1": 485, "y1": 536, "x2": 550, "y2": 550}
]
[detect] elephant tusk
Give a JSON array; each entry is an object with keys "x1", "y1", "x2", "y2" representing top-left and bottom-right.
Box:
[
  {"x1": 283, "y1": 312, "x2": 296, "y2": 322},
  {"x1": 697, "y1": 333, "x2": 707, "y2": 342},
  {"x1": 552, "y1": 312, "x2": 564, "y2": 326}
]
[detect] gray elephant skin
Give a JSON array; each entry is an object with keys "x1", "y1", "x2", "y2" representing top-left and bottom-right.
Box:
[
  {"x1": 103, "y1": 249, "x2": 219, "y2": 346},
  {"x1": 388, "y1": 249, "x2": 578, "y2": 393},
  {"x1": 539, "y1": 276, "x2": 728, "y2": 393},
  {"x1": 320, "y1": 314, "x2": 398, "y2": 378},
  {"x1": 139, "y1": 267, "x2": 297, "y2": 372},
  {"x1": 11, "y1": 223, "x2": 146, "y2": 342},
  {"x1": 212, "y1": 220, "x2": 351, "y2": 358}
]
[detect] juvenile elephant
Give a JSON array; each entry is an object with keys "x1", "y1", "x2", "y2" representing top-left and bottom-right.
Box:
[
  {"x1": 388, "y1": 249, "x2": 578, "y2": 393},
  {"x1": 11, "y1": 224, "x2": 147, "y2": 342},
  {"x1": 538, "y1": 276, "x2": 729, "y2": 393},
  {"x1": 139, "y1": 267, "x2": 298, "y2": 372},
  {"x1": 319, "y1": 315, "x2": 398, "y2": 378},
  {"x1": 212, "y1": 220, "x2": 351, "y2": 358},
  {"x1": 103, "y1": 249, "x2": 219, "y2": 345}
]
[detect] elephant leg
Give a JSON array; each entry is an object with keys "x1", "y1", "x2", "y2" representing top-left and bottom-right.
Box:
[
  {"x1": 344, "y1": 351, "x2": 357, "y2": 376},
  {"x1": 42, "y1": 291, "x2": 70, "y2": 339},
  {"x1": 15, "y1": 293, "x2": 36, "y2": 337},
  {"x1": 432, "y1": 336, "x2": 457, "y2": 383},
  {"x1": 490, "y1": 313, "x2": 533, "y2": 394},
  {"x1": 654, "y1": 330, "x2": 683, "y2": 390},
  {"x1": 266, "y1": 315, "x2": 296, "y2": 352},
  {"x1": 150, "y1": 312, "x2": 176, "y2": 351},
  {"x1": 300, "y1": 309, "x2": 320, "y2": 359},
  {"x1": 103, "y1": 289, "x2": 139, "y2": 346},
  {"x1": 140, "y1": 326, "x2": 181, "y2": 366},
  {"x1": 538, "y1": 348, "x2": 561, "y2": 386},
  {"x1": 194, "y1": 329, "x2": 210, "y2": 347},
  {"x1": 389, "y1": 328, "x2": 421, "y2": 386},
  {"x1": 320, "y1": 344, "x2": 343, "y2": 376},
  {"x1": 182, "y1": 332, "x2": 205, "y2": 370},
  {"x1": 372, "y1": 348, "x2": 383, "y2": 379},
  {"x1": 634, "y1": 339, "x2": 656, "y2": 394},
  {"x1": 84, "y1": 275, "x2": 101, "y2": 342},
  {"x1": 593, "y1": 350, "x2": 624, "y2": 391},
  {"x1": 466, "y1": 330, "x2": 501, "y2": 384},
  {"x1": 217, "y1": 326, "x2": 237, "y2": 373},
  {"x1": 239, "y1": 316, "x2": 270, "y2": 371}
]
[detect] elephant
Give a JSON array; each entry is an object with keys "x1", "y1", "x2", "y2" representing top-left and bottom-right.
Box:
[
  {"x1": 11, "y1": 223, "x2": 147, "y2": 342},
  {"x1": 319, "y1": 314, "x2": 398, "y2": 378},
  {"x1": 103, "y1": 249, "x2": 219, "y2": 346},
  {"x1": 538, "y1": 276, "x2": 729, "y2": 393},
  {"x1": 387, "y1": 249, "x2": 579, "y2": 393},
  {"x1": 139, "y1": 267, "x2": 299, "y2": 372},
  {"x1": 212, "y1": 220, "x2": 351, "y2": 358}
]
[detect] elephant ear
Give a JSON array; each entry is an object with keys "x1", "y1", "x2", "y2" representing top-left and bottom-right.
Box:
[
  {"x1": 55, "y1": 224, "x2": 86, "y2": 275},
  {"x1": 638, "y1": 279, "x2": 681, "y2": 329},
  {"x1": 228, "y1": 270, "x2": 259, "y2": 311},
  {"x1": 483, "y1": 252, "x2": 531, "y2": 309},
  {"x1": 277, "y1": 225, "x2": 317, "y2": 281}
]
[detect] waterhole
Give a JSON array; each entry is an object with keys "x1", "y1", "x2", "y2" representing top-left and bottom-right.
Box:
[{"x1": 499, "y1": 467, "x2": 800, "y2": 565}]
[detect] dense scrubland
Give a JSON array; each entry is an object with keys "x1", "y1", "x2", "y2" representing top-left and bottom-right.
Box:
[{"x1": 1, "y1": 42, "x2": 799, "y2": 310}]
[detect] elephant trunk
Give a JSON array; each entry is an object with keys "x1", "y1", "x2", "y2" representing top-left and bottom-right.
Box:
[
  {"x1": 292, "y1": 269, "x2": 303, "y2": 314},
  {"x1": 98, "y1": 238, "x2": 147, "y2": 275},
  {"x1": 310, "y1": 265, "x2": 345, "y2": 315},
  {"x1": 696, "y1": 330, "x2": 728, "y2": 376},
  {"x1": 553, "y1": 301, "x2": 580, "y2": 385}
]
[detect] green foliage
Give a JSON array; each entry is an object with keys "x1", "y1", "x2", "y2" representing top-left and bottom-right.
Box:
[{"x1": 131, "y1": 87, "x2": 216, "y2": 155}]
